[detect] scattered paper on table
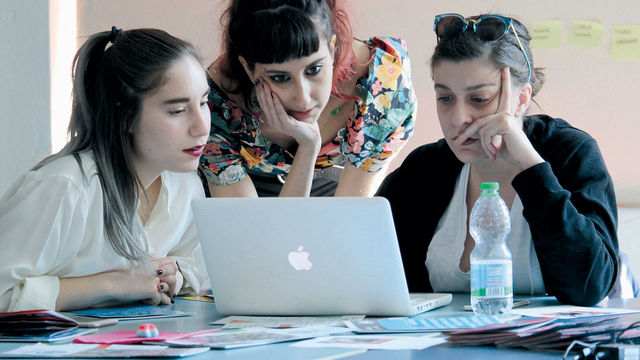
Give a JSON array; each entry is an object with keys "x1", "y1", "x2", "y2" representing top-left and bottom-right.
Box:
[
  {"x1": 511, "y1": 305, "x2": 640, "y2": 319},
  {"x1": 164, "y1": 325, "x2": 350, "y2": 349},
  {"x1": 346, "y1": 314, "x2": 521, "y2": 333},
  {"x1": 73, "y1": 328, "x2": 219, "y2": 344},
  {"x1": 0, "y1": 343, "x2": 209, "y2": 358},
  {"x1": 292, "y1": 333, "x2": 446, "y2": 350},
  {"x1": 0, "y1": 327, "x2": 97, "y2": 343},
  {"x1": 212, "y1": 315, "x2": 365, "y2": 328}
]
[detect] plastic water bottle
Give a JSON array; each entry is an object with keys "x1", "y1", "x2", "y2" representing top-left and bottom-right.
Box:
[{"x1": 469, "y1": 182, "x2": 513, "y2": 316}]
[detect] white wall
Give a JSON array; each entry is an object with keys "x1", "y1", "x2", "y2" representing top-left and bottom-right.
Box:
[
  {"x1": 76, "y1": 1, "x2": 222, "y2": 72},
  {"x1": 0, "y1": 0, "x2": 51, "y2": 195},
  {"x1": 2, "y1": 0, "x2": 639, "y2": 206}
]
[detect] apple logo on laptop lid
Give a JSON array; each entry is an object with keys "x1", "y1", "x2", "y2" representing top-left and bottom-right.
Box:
[{"x1": 288, "y1": 246, "x2": 312, "y2": 270}]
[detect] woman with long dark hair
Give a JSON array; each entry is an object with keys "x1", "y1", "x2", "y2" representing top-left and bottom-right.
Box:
[{"x1": 0, "y1": 27, "x2": 211, "y2": 311}]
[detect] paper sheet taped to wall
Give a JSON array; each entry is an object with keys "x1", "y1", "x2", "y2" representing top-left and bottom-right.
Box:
[
  {"x1": 611, "y1": 24, "x2": 640, "y2": 59},
  {"x1": 530, "y1": 20, "x2": 563, "y2": 48},
  {"x1": 568, "y1": 20, "x2": 604, "y2": 47}
]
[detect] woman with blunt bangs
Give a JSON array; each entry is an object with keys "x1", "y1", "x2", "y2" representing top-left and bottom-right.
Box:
[
  {"x1": 0, "y1": 27, "x2": 211, "y2": 311},
  {"x1": 377, "y1": 14, "x2": 619, "y2": 306},
  {"x1": 201, "y1": 0, "x2": 416, "y2": 197}
]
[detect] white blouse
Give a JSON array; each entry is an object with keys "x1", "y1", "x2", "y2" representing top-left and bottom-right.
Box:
[
  {"x1": 426, "y1": 164, "x2": 546, "y2": 295},
  {"x1": 0, "y1": 152, "x2": 209, "y2": 312}
]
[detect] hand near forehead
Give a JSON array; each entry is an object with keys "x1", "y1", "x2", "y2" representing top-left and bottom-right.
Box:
[
  {"x1": 255, "y1": 78, "x2": 321, "y2": 149},
  {"x1": 454, "y1": 67, "x2": 543, "y2": 171}
]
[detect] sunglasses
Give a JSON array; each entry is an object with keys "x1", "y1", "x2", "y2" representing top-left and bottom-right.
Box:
[{"x1": 433, "y1": 13, "x2": 531, "y2": 82}]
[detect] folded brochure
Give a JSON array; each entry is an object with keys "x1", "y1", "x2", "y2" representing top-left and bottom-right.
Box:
[
  {"x1": 158, "y1": 326, "x2": 351, "y2": 349},
  {"x1": 345, "y1": 314, "x2": 522, "y2": 333}
]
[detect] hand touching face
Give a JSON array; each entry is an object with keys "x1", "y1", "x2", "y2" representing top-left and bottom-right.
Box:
[
  {"x1": 254, "y1": 77, "x2": 321, "y2": 148},
  {"x1": 434, "y1": 61, "x2": 543, "y2": 170},
  {"x1": 240, "y1": 35, "x2": 335, "y2": 125}
]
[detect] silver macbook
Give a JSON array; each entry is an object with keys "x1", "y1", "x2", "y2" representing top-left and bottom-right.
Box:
[{"x1": 191, "y1": 197, "x2": 451, "y2": 316}]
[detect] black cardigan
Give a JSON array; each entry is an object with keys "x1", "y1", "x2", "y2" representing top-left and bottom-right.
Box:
[{"x1": 377, "y1": 115, "x2": 618, "y2": 306}]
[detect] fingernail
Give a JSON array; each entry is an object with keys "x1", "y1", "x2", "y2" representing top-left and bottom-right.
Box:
[
  {"x1": 255, "y1": 78, "x2": 261, "y2": 86},
  {"x1": 156, "y1": 269, "x2": 163, "y2": 276},
  {"x1": 160, "y1": 284, "x2": 165, "y2": 291},
  {"x1": 171, "y1": 299, "x2": 175, "y2": 304}
]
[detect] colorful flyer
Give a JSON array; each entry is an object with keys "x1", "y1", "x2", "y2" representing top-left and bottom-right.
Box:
[{"x1": 292, "y1": 333, "x2": 445, "y2": 350}]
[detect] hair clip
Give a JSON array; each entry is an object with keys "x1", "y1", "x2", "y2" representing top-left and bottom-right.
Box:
[{"x1": 108, "y1": 26, "x2": 121, "y2": 44}]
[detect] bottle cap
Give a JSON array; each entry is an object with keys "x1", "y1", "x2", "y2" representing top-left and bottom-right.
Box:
[{"x1": 480, "y1": 182, "x2": 499, "y2": 191}]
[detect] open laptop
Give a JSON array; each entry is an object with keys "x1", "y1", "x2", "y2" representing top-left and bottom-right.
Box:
[{"x1": 191, "y1": 197, "x2": 451, "y2": 316}]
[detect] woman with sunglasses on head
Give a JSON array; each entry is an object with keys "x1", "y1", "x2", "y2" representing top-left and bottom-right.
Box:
[
  {"x1": 200, "y1": 0, "x2": 416, "y2": 197},
  {"x1": 377, "y1": 14, "x2": 618, "y2": 306},
  {"x1": 0, "y1": 27, "x2": 211, "y2": 311}
]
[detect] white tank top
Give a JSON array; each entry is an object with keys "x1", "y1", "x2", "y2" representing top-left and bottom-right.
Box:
[{"x1": 426, "y1": 164, "x2": 546, "y2": 295}]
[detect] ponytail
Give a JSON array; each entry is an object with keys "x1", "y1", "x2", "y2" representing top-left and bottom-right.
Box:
[{"x1": 34, "y1": 28, "x2": 202, "y2": 265}]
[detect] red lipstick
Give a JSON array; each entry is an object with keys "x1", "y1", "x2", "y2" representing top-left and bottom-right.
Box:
[{"x1": 183, "y1": 145, "x2": 205, "y2": 157}]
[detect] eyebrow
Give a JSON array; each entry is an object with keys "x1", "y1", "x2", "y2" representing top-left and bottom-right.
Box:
[
  {"x1": 434, "y1": 83, "x2": 497, "y2": 91},
  {"x1": 161, "y1": 89, "x2": 210, "y2": 105},
  {"x1": 263, "y1": 56, "x2": 327, "y2": 74}
]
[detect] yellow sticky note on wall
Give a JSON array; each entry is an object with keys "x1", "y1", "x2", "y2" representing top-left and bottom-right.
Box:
[
  {"x1": 568, "y1": 20, "x2": 604, "y2": 47},
  {"x1": 530, "y1": 20, "x2": 563, "y2": 48},
  {"x1": 611, "y1": 25, "x2": 640, "y2": 59}
]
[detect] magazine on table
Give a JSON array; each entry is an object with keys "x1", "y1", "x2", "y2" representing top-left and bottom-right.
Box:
[
  {"x1": 156, "y1": 326, "x2": 351, "y2": 349},
  {"x1": 446, "y1": 311, "x2": 640, "y2": 351},
  {"x1": 0, "y1": 309, "x2": 100, "y2": 343},
  {"x1": 345, "y1": 314, "x2": 523, "y2": 333}
]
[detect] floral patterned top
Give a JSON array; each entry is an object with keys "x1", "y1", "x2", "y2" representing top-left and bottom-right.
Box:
[{"x1": 200, "y1": 36, "x2": 416, "y2": 186}]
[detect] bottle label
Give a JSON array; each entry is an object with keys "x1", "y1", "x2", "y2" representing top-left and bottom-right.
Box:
[{"x1": 470, "y1": 259, "x2": 513, "y2": 298}]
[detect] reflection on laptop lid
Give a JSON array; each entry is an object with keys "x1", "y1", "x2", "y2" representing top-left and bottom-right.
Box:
[{"x1": 191, "y1": 197, "x2": 451, "y2": 316}]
